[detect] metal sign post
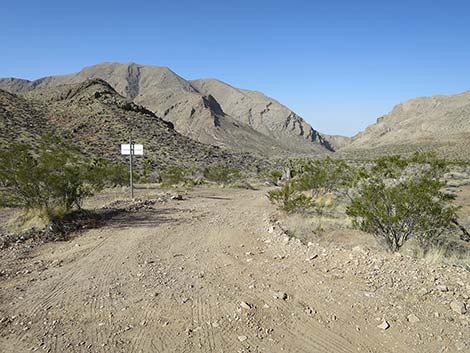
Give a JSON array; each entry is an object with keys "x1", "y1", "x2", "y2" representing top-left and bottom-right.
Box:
[
  {"x1": 121, "y1": 138, "x2": 144, "y2": 200},
  {"x1": 129, "y1": 136, "x2": 134, "y2": 199}
]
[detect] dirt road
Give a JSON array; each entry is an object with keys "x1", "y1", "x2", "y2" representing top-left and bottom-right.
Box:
[{"x1": 1, "y1": 188, "x2": 469, "y2": 352}]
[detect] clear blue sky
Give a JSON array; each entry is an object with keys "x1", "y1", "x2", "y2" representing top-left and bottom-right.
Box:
[{"x1": 2, "y1": 0, "x2": 470, "y2": 136}]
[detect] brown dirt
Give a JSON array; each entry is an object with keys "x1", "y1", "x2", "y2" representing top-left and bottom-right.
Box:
[{"x1": 1, "y1": 187, "x2": 469, "y2": 352}]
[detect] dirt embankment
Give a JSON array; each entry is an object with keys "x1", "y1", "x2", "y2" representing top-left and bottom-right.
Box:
[{"x1": 0, "y1": 187, "x2": 469, "y2": 352}]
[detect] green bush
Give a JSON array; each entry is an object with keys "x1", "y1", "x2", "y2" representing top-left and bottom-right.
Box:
[
  {"x1": 0, "y1": 138, "x2": 125, "y2": 216},
  {"x1": 160, "y1": 165, "x2": 191, "y2": 185},
  {"x1": 346, "y1": 155, "x2": 459, "y2": 251},
  {"x1": 203, "y1": 164, "x2": 242, "y2": 184},
  {"x1": 262, "y1": 169, "x2": 283, "y2": 185},
  {"x1": 266, "y1": 157, "x2": 358, "y2": 214},
  {"x1": 87, "y1": 157, "x2": 129, "y2": 187},
  {"x1": 141, "y1": 159, "x2": 154, "y2": 183},
  {"x1": 267, "y1": 153, "x2": 463, "y2": 252},
  {"x1": 290, "y1": 157, "x2": 359, "y2": 197},
  {"x1": 267, "y1": 182, "x2": 316, "y2": 213}
]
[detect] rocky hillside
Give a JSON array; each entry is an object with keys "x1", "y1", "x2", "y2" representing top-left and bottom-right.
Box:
[
  {"x1": 0, "y1": 79, "x2": 266, "y2": 172},
  {"x1": 0, "y1": 62, "x2": 334, "y2": 156},
  {"x1": 0, "y1": 90, "x2": 50, "y2": 146},
  {"x1": 341, "y1": 91, "x2": 470, "y2": 159},
  {"x1": 189, "y1": 78, "x2": 331, "y2": 153},
  {"x1": 321, "y1": 134, "x2": 351, "y2": 151}
]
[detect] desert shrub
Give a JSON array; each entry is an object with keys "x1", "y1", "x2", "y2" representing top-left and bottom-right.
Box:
[
  {"x1": 267, "y1": 157, "x2": 359, "y2": 214},
  {"x1": 0, "y1": 138, "x2": 123, "y2": 217},
  {"x1": 267, "y1": 153, "x2": 466, "y2": 255},
  {"x1": 290, "y1": 157, "x2": 360, "y2": 197},
  {"x1": 267, "y1": 182, "x2": 316, "y2": 213},
  {"x1": 103, "y1": 164, "x2": 130, "y2": 186},
  {"x1": 262, "y1": 169, "x2": 283, "y2": 185},
  {"x1": 141, "y1": 159, "x2": 153, "y2": 183},
  {"x1": 203, "y1": 164, "x2": 242, "y2": 184},
  {"x1": 87, "y1": 158, "x2": 129, "y2": 187},
  {"x1": 346, "y1": 154, "x2": 459, "y2": 251},
  {"x1": 160, "y1": 165, "x2": 191, "y2": 185}
]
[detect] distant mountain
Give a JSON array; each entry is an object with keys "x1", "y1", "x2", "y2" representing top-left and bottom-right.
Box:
[
  {"x1": 0, "y1": 79, "x2": 265, "y2": 172},
  {"x1": 340, "y1": 91, "x2": 470, "y2": 159},
  {"x1": 320, "y1": 134, "x2": 351, "y2": 151},
  {"x1": 189, "y1": 78, "x2": 331, "y2": 153},
  {"x1": 0, "y1": 62, "x2": 334, "y2": 156}
]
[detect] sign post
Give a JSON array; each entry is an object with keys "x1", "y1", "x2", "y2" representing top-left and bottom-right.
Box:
[
  {"x1": 121, "y1": 138, "x2": 144, "y2": 200},
  {"x1": 129, "y1": 136, "x2": 134, "y2": 199}
]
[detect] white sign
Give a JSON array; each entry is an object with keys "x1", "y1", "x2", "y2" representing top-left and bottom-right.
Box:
[{"x1": 121, "y1": 144, "x2": 144, "y2": 155}]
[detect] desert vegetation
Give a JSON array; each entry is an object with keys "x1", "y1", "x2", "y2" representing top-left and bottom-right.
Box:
[
  {"x1": 0, "y1": 136, "x2": 127, "y2": 220},
  {"x1": 203, "y1": 164, "x2": 242, "y2": 184},
  {"x1": 267, "y1": 153, "x2": 469, "y2": 256},
  {"x1": 267, "y1": 157, "x2": 358, "y2": 213}
]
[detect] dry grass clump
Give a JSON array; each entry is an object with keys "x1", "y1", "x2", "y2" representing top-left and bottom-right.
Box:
[{"x1": 6, "y1": 207, "x2": 63, "y2": 233}]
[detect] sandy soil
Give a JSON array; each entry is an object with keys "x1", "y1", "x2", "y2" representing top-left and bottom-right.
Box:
[{"x1": 0, "y1": 187, "x2": 469, "y2": 352}]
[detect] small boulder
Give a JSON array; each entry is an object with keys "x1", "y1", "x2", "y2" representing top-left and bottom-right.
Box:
[
  {"x1": 240, "y1": 301, "x2": 252, "y2": 310},
  {"x1": 273, "y1": 292, "x2": 288, "y2": 300},
  {"x1": 377, "y1": 320, "x2": 390, "y2": 330},
  {"x1": 407, "y1": 313, "x2": 420, "y2": 323},
  {"x1": 306, "y1": 254, "x2": 318, "y2": 261},
  {"x1": 450, "y1": 301, "x2": 467, "y2": 315},
  {"x1": 436, "y1": 284, "x2": 449, "y2": 292}
]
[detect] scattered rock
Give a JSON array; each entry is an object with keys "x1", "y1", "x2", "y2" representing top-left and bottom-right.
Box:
[
  {"x1": 436, "y1": 284, "x2": 449, "y2": 292},
  {"x1": 407, "y1": 313, "x2": 420, "y2": 323},
  {"x1": 450, "y1": 301, "x2": 467, "y2": 315},
  {"x1": 306, "y1": 254, "x2": 318, "y2": 261},
  {"x1": 273, "y1": 292, "x2": 288, "y2": 300},
  {"x1": 240, "y1": 301, "x2": 252, "y2": 310},
  {"x1": 377, "y1": 320, "x2": 390, "y2": 330}
]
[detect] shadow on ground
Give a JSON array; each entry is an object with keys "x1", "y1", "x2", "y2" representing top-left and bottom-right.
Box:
[{"x1": 102, "y1": 207, "x2": 183, "y2": 229}]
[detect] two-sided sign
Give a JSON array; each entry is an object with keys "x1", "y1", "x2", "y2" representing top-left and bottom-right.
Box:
[{"x1": 121, "y1": 144, "x2": 144, "y2": 155}]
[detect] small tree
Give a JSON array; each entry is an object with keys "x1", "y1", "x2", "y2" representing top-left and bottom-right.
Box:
[{"x1": 346, "y1": 155, "x2": 459, "y2": 251}]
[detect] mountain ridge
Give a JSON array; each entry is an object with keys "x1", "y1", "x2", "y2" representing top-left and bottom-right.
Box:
[
  {"x1": 0, "y1": 62, "x2": 334, "y2": 156},
  {"x1": 0, "y1": 78, "x2": 266, "y2": 173},
  {"x1": 340, "y1": 90, "x2": 470, "y2": 159}
]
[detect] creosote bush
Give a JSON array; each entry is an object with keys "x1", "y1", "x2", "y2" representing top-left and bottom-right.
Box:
[
  {"x1": 346, "y1": 153, "x2": 459, "y2": 251},
  {"x1": 203, "y1": 164, "x2": 242, "y2": 184},
  {"x1": 268, "y1": 153, "x2": 464, "y2": 252},
  {"x1": 267, "y1": 182, "x2": 316, "y2": 213},
  {"x1": 346, "y1": 173, "x2": 458, "y2": 251},
  {"x1": 160, "y1": 165, "x2": 192, "y2": 185},
  {"x1": 262, "y1": 169, "x2": 283, "y2": 185},
  {"x1": 267, "y1": 157, "x2": 357, "y2": 214},
  {"x1": 290, "y1": 157, "x2": 359, "y2": 197},
  {"x1": 0, "y1": 137, "x2": 127, "y2": 218}
]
